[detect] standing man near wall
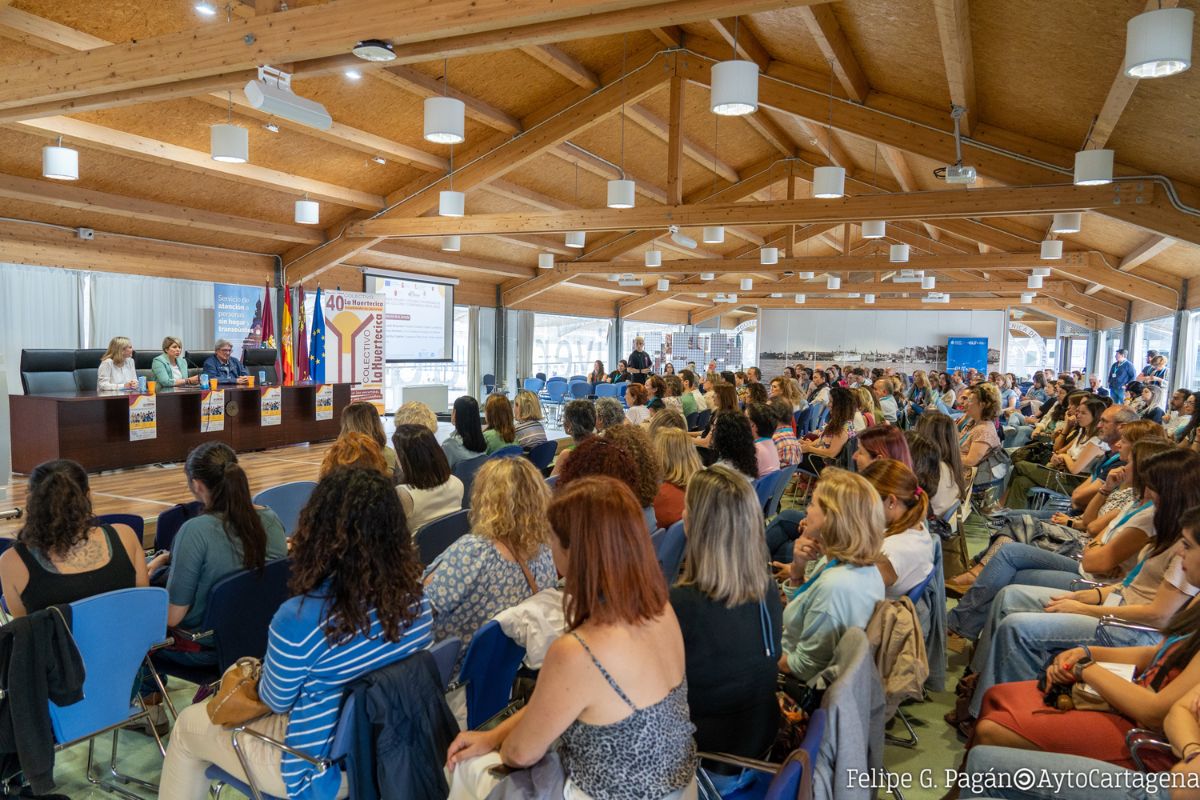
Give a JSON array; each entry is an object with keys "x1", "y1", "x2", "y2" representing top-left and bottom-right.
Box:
[
  {"x1": 628, "y1": 336, "x2": 652, "y2": 385},
  {"x1": 1107, "y1": 348, "x2": 1136, "y2": 403}
]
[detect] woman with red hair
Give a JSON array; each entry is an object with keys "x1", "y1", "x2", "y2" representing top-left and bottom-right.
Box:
[{"x1": 853, "y1": 424, "x2": 913, "y2": 471}]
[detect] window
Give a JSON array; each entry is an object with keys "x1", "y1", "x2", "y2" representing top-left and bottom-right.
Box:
[
  {"x1": 533, "y1": 313, "x2": 612, "y2": 378},
  {"x1": 620, "y1": 324, "x2": 749, "y2": 373},
  {"x1": 1185, "y1": 311, "x2": 1200, "y2": 391},
  {"x1": 1133, "y1": 315, "x2": 1175, "y2": 380},
  {"x1": 383, "y1": 306, "x2": 469, "y2": 412}
]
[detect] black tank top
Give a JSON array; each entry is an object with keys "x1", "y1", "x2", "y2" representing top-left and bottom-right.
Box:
[{"x1": 15, "y1": 525, "x2": 138, "y2": 613}]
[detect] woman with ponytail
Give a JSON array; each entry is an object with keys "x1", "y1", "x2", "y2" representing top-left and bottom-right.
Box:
[
  {"x1": 861, "y1": 459, "x2": 934, "y2": 600},
  {"x1": 149, "y1": 442, "x2": 287, "y2": 665}
]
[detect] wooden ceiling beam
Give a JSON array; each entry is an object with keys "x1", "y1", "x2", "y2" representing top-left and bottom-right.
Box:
[
  {"x1": 624, "y1": 103, "x2": 739, "y2": 183},
  {"x1": 796, "y1": 4, "x2": 870, "y2": 103},
  {"x1": 877, "y1": 144, "x2": 945, "y2": 242},
  {"x1": 1118, "y1": 234, "x2": 1175, "y2": 272},
  {"x1": 931, "y1": 0, "x2": 977, "y2": 135},
  {"x1": 562, "y1": 251, "x2": 1091, "y2": 276},
  {"x1": 666, "y1": 73, "x2": 685, "y2": 205},
  {"x1": 709, "y1": 17, "x2": 771, "y2": 71},
  {"x1": 365, "y1": 241, "x2": 534, "y2": 279},
  {"x1": 520, "y1": 44, "x2": 599, "y2": 90},
  {"x1": 674, "y1": 279, "x2": 1033, "y2": 294},
  {"x1": 650, "y1": 26, "x2": 684, "y2": 47},
  {"x1": 619, "y1": 290, "x2": 681, "y2": 318},
  {"x1": 549, "y1": 144, "x2": 670, "y2": 205},
  {"x1": 374, "y1": 65, "x2": 522, "y2": 135}
]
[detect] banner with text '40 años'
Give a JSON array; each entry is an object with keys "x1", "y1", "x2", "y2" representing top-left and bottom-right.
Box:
[
  {"x1": 213, "y1": 283, "x2": 265, "y2": 361},
  {"x1": 302, "y1": 290, "x2": 385, "y2": 413}
]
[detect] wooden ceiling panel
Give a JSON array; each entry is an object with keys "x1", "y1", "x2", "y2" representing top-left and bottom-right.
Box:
[
  {"x1": 1143, "y1": 245, "x2": 1200, "y2": 281},
  {"x1": 550, "y1": 31, "x2": 662, "y2": 78},
  {"x1": 1106, "y1": 70, "x2": 1200, "y2": 187},
  {"x1": 402, "y1": 51, "x2": 574, "y2": 122},
  {"x1": 570, "y1": 113, "x2": 669, "y2": 196},
  {"x1": 0, "y1": 34, "x2": 56, "y2": 65},
  {"x1": 727, "y1": 9, "x2": 827, "y2": 76},
  {"x1": 499, "y1": 154, "x2": 604, "y2": 209},
  {"x1": 10, "y1": 0, "x2": 196, "y2": 42}
]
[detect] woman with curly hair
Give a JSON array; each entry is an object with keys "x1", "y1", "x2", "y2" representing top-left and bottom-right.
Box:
[
  {"x1": 711, "y1": 413, "x2": 760, "y2": 481},
  {"x1": 1, "y1": 459, "x2": 147, "y2": 616},
  {"x1": 425, "y1": 457, "x2": 558, "y2": 671},
  {"x1": 162, "y1": 467, "x2": 433, "y2": 800},
  {"x1": 602, "y1": 423, "x2": 662, "y2": 508}
]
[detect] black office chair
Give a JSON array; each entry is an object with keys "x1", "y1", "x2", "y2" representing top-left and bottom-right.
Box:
[
  {"x1": 133, "y1": 351, "x2": 157, "y2": 371},
  {"x1": 186, "y1": 351, "x2": 215, "y2": 370},
  {"x1": 242, "y1": 348, "x2": 279, "y2": 384},
  {"x1": 19, "y1": 349, "x2": 78, "y2": 394}
]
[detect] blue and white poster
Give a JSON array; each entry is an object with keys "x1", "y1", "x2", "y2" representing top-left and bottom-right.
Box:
[
  {"x1": 947, "y1": 337, "x2": 989, "y2": 373},
  {"x1": 213, "y1": 283, "x2": 264, "y2": 360}
]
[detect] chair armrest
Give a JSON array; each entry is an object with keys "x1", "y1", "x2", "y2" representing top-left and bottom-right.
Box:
[
  {"x1": 696, "y1": 751, "x2": 781, "y2": 776},
  {"x1": 1126, "y1": 727, "x2": 1174, "y2": 772},
  {"x1": 232, "y1": 727, "x2": 330, "y2": 772},
  {"x1": 1069, "y1": 578, "x2": 1105, "y2": 590},
  {"x1": 1098, "y1": 616, "x2": 1161, "y2": 636},
  {"x1": 172, "y1": 628, "x2": 215, "y2": 642}
]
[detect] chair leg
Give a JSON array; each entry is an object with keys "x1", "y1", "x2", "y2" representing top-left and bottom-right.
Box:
[
  {"x1": 231, "y1": 731, "x2": 267, "y2": 800},
  {"x1": 884, "y1": 707, "x2": 919, "y2": 749},
  {"x1": 143, "y1": 655, "x2": 178, "y2": 722},
  {"x1": 82, "y1": 733, "x2": 152, "y2": 800}
]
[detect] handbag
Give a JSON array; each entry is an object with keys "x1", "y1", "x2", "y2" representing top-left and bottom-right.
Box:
[{"x1": 207, "y1": 657, "x2": 271, "y2": 728}]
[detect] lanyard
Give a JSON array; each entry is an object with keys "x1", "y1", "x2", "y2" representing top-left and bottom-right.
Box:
[
  {"x1": 1122, "y1": 553, "x2": 1151, "y2": 587},
  {"x1": 793, "y1": 558, "x2": 840, "y2": 596},
  {"x1": 1110, "y1": 500, "x2": 1152, "y2": 535},
  {"x1": 1093, "y1": 453, "x2": 1120, "y2": 476}
]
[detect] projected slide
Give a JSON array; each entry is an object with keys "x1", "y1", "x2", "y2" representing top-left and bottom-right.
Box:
[
  {"x1": 947, "y1": 336, "x2": 989, "y2": 373},
  {"x1": 373, "y1": 277, "x2": 453, "y2": 361}
]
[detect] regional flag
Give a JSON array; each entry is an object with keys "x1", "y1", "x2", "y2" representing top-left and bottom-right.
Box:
[
  {"x1": 297, "y1": 285, "x2": 309, "y2": 382},
  {"x1": 281, "y1": 284, "x2": 295, "y2": 385},
  {"x1": 260, "y1": 282, "x2": 279, "y2": 380},
  {"x1": 309, "y1": 286, "x2": 326, "y2": 384}
]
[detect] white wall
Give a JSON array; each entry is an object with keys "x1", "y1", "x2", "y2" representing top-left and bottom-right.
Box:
[{"x1": 758, "y1": 309, "x2": 1005, "y2": 375}]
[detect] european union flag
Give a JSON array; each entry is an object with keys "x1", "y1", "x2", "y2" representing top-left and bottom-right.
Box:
[{"x1": 309, "y1": 286, "x2": 325, "y2": 383}]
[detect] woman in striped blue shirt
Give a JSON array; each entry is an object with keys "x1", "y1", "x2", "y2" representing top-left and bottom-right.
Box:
[{"x1": 161, "y1": 467, "x2": 433, "y2": 800}]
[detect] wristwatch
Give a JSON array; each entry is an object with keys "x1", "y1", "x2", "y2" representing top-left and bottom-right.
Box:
[{"x1": 1072, "y1": 658, "x2": 1094, "y2": 681}]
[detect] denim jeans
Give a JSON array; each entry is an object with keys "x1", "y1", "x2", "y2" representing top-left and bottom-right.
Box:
[
  {"x1": 766, "y1": 509, "x2": 806, "y2": 563},
  {"x1": 961, "y1": 746, "x2": 1153, "y2": 800},
  {"x1": 986, "y1": 508, "x2": 1058, "y2": 526},
  {"x1": 947, "y1": 543, "x2": 1080, "y2": 639},
  {"x1": 1005, "y1": 425, "x2": 1034, "y2": 449}
]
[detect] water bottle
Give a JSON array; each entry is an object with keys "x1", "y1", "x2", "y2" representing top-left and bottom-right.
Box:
[
  {"x1": 258, "y1": 370, "x2": 267, "y2": 386},
  {"x1": 137, "y1": 375, "x2": 147, "y2": 394},
  {"x1": 199, "y1": 372, "x2": 209, "y2": 389}
]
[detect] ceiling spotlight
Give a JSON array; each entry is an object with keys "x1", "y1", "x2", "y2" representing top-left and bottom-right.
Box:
[
  {"x1": 607, "y1": 273, "x2": 620, "y2": 282},
  {"x1": 714, "y1": 293, "x2": 727, "y2": 303},
  {"x1": 921, "y1": 275, "x2": 936, "y2": 290},
  {"x1": 424, "y1": 96, "x2": 465, "y2": 144},
  {"x1": 794, "y1": 293, "x2": 806, "y2": 304},
  {"x1": 618, "y1": 275, "x2": 643, "y2": 287},
  {"x1": 657, "y1": 278, "x2": 670, "y2": 292},
  {"x1": 864, "y1": 293, "x2": 876, "y2": 304},
  {"x1": 1040, "y1": 239, "x2": 1063, "y2": 259},
  {"x1": 1032, "y1": 267, "x2": 1051, "y2": 278},
  {"x1": 812, "y1": 166, "x2": 846, "y2": 199},
  {"x1": 827, "y1": 275, "x2": 842, "y2": 290},
  {"x1": 294, "y1": 197, "x2": 319, "y2": 225},
  {"x1": 889, "y1": 244, "x2": 910, "y2": 263},
  {"x1": 1050, "y1": 212, "x2": 1082, "y2": 233},
  {"x1": 194, "y1": 1, "x2": 217, "y2": 16},
  {"x1": 538, "y1": 253, "x2": 555, "y2": 270},
  {"x1": 711, "y1": 59, "x2": 759, "y2": 116},
  {"x1": 1125, "y1": 7, "x2": 1193, "y2": 78},
  {"x1": 438, "y1": 190, "x2": 465, "y2": 217},
  {"x1": 210, "y1": 123, "x2": 248, "y2": 163},
  {"x1": 862, "y1": 220, "x2": 886, "y2": 239},
  {"x1": 798, "y1": 271, "x2": 815, "y2": 280},
  {"x1": 263, "y1": 121, "x2": 279, "y2": 133},
  {"x1": 1020, "y1": 291, "x2": 1037, "y2": 304},
  {"x1": 352, "y1": 39, "x2": 397, "y2": 62},
  {"x1": 760, "y1": 247, "x2": 779, "y2": 265},
  {"x1": 726, "y1": 293, "x2": 738, "y2": 303},
  {"x1": 245, "y1": 66, "x2": 332, "y2": 130},
  {"x1": 669, "y1": 225, "x2": 697, "y2": 249},
  {"x1": 922, "y1": 292, "x2": 950, "y2": 304},
  {"x1": 645, "y1": 248, "x2": 662, "y2": 267},
  {"x1": 1027, "y1": 274, "x2": 1043, "y2": 289},
  {"x1": 702, "y1": 226, "x2": 725, "y2": 244},
  {"x1": 846, "y1": 292, "x2": 861, "y2": 299},
  {"x1": 344, "y1": 69, "x2": 363, "y2": 81},
  {"x1": 42, "y1": 137, "x2": 78, "y2": 180},
  {"x1": 372, "y1": 156, "x2": 387, "y2": 165},
  {"x1": 740, "y1": 278, "x2": 753, "y2": 291},
  {"x1": 770, "y1": 292, "x2": 783, "y2": 298},
  {"x1": 1074, "y1": 149, "x2": 1114, "y2": 186},
  {"x1": 442, "y1": 235, "x2": 461, "y2": 252},
  {"x1": 700, "y1": 272, "x2": 716, "y2": 281},
  {"x1": 565, "y1": 231, "x2": 586, "y2": 249},
  {"x1": 607, "y1": 179, "x2": 636, "y2": 209}
]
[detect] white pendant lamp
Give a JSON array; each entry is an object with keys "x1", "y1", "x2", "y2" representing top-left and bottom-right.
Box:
[
  {"x1": 439, "y1": 190, "x2": 465, "y2": 217},
  {"x1": 1125, "y1": 7, "x2": 1194, "y2": 78},
  {"x1": 1074, "y1": 149, "x2": 1114, "y2": 185},
  {"x1": 607, "y1": 179, "x2": 635, "y2": 209},
  {"x1": 700, "y1": 272, "x2": 716, "y2": 281},
  {"x1": 442, "y1": 235, "x2": 461, "y2": 252},
  {"x1": 657, "y1": 278, "x2": 670, "y2": 292},
  {"x1": 812, "y1": 166, "x2": 846, "y2": 198},
  {"x1": 644, "y1": 248, "x2": 662, "y2": 267},
  {"x1": 1020, "y1": 292, "x2": 1036, "y2": 304},
  {"x1": 862, "y1": 220, "x2": 886, "y2": 239},
  {"x1": 538, "y1": 253, "x2": 555, "y2": 269},
  {"x1": 889, "y1": 244, "x2": 910, "y2": 263},
  {"x1": 727, "y1": 294, "x2": 738, "y2": 303},
  {"x1": 794, "y1": 293, "x2": 806, "y2": 304},
  {"x1": 770, "y1": 292, "x2": 783, "y2": 298},
  {"x1": 607, "y1": 273, "x2": 620, "y2": 282},
  {"x1": 1032, "y1": 267, "x2": 1051, "y2": 278},
  {"x1": 565, "y1": 231, "x2": 586, "y2": 249},
  {"x1": 740, "y1": 278, "x2": 753, "y2": 291},
  {"x1": 424, "y1": 96, "x2": 465, "y2": 144},
  {"x1": 711, "y1": 59, "x2": 759, "y2": 116},
  {"x1": 921, "y1": 275, "x2": 936, "y2": 290},
  {"x1": 1027, "y1": 274, "x2": 1043, "y2": 289},
  {"x1": 1051, "y1": 212, "x2": 1082, "y2": 233},
  {"x1": 760, "y1": 247, "x2": 779, "y2": 265},
  {"x1": 827, "y1": 275, "x2": 842, "y2": 290},
  {"x1": 42, "y1": 138, "x2": 78, "y2": 180},
  {"x1": 294, "y1": 197, "x2": 319, "y2": 224},
  {"x1": 798, "y1": 271, "x2": 815, "y2": 280},
  {"x1": 864, "y1": 293, "x2": 876, "y2": 304},
  {"x1": 1040, "y1": 239, "x2": 1063, "y2": 259},
  {"x1": 702, "y1": 226, "x2": 725, "y2": 244},
  {"x1": 210, "y1": 123, "x2": 248, "y2": 163}
]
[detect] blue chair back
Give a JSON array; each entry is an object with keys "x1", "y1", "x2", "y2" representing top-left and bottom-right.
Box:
[
  {"x1": 695, "y1": 409, "x2": 711, "y2": 431},
  {"x1": 569, "y1": 381, "x2": 591, "y2": 399},
  {"x1": 482, "y1": 373, "x2": 496, "y2": 394},
  {"x1": 594, "y1": 383, "x2": 620, "y2": 399},
  {"x1": 568, "y1": 375, "x2": 587, "y2": 383},
  {"x1": 544, "y1": 381, "x2": 568, "y2": 403},
  {"x1": 905, "y1": 563, "x2": 938, "y2": 605},
  {"x1": 430, "y1": 637, "x2": 461, "y2": 690},
  {"x1": 523, "y1": 377, "x2": 545, "y2": 394},
  {"x1": 49, "y1": 588, "x2": 168, "y2": 745},
  {"x1": 526, "y1": 440, "x2": 557, "y2": 470},
  {"x1": 535, "y1": 372, "x2": 546, "y2": 382},
  {"x1": 754, "y1": 473, "x2": 776, "y2": 509},
  {"x1": 153, "y1": 501, "x2": 204, "y2": 552},
  {"x1": 452, "y1": 454, "x2": 489, "y2": 507},
  {"x1": 459, "y1": 620, "x2": 526, "y2": 729},
  {"x1": 207, "y1": 558, "x2": 293, "y2": 673},
  {"x1": 763, "y1": 708, "x2": 827, "y2": 800},
  {"x1": 415, "y1": 509, "x2": 470, "y2": 565},
  {"x1": 95, "y1": 513, "x2": 144, "y2": 542},
  {"x1": 651, "y1": 520, "x2": 686, "y2": 583},
  {"x1": 490, "y1": 445, "x2": 525, "y2": 459},
  {"x1": 764, "y1": 465, "x2": 797, "y2": 518},
  {"x1": 685, "y1": 411, "x2": 699, "y2": 431},
  {"x1": 253, "y1": 481, "x2": 317, "y2": 535}
]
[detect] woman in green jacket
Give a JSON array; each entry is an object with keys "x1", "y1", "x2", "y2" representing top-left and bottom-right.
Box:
[{"x1": 151, "y1": 336, "x2": 200, "y2": 387}]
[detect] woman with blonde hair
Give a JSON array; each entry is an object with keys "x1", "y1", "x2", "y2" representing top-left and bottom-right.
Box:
[
  {"x1": 151, "y1": 336, "x2": 200, "y2": 388},
  {"x1": 394, "y1": 400, "x2": 438, "y2": 434},
  {"x1": 98, "y1": 335, "x2": 138, "y2": 391},
  {"x1": 512, "y1": 389, "x2": 547, "y2": 448},
  {"x1": 777, "y1": 468, "x2": 885, "y2": 681},
  {"x1": 340, "y1": 400, "x2": 398, "y2": 480},
  {"x1": 483, "y1": 394, "x2": 519, "y2": 454},
  {"x1": 860, "y1": 459, "x2": 934, "y2": 600},
  {"x1": 769, "y1": 376, "x2": 802, "y2": 414},
  {"x1": 425, "y1": 457, "x2": 558, "y2": 669},
  {"x1": 652, "y1": 428, "x2": 702, "y2": 529},
  {"x1": 319, "y1": 431, "x2": 389, "y2": 478}
]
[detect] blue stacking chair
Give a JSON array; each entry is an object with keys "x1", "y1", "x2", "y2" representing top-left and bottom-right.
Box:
[
  {"x1": 569, "y1": 381, "x2": 591, "y2": 400},
  {"x1": 153, "y1": 501, "x2": 204, "y2": 552},
  {"x1": 763, "y1": 465, "x2": 797, "y2": 519},
  {"x1": 695, "y1": 409, "x2": 711, "y2": 432},
  {"x1": 490, "y1": 445, "x2": 525, "y2": 459},
  {"x1": 542, "y1": 380, "x2": 569, "y2": 424},
  {"x1": 568, "y1": 375, "x2": 587, "y2": 383},
  {"x1": 47, "y1": 588, "x2": 171, "y2": 798},
  {"x1": 594, "y1": 383, "x2": 620, "y2": 400},
  {"x1": 697, "y1": 708, "x2": 827, "y2": 800},
  {"x1": 526, "y1": 440, "x2": 558, "y2": 470},
  {"x1": 685, "y1": 411, "x2": 700, "y2": 431},
  {"x1": 535, "y1": 372, "x2": 547, "y2": 382},
  {"x1": 253, "y1": 481, "x2": 317, "y2": 535},
  {"x1": 95, "y1": 513, "x2": 145, "y2": 541},
  {"x1": 482, "y1": 373, "x2": 496, "y2": 395},
  {"x1": 452, "y1": 454, "x2": 489, "y2": 508},
  {"x1": 454, "y1": 620, "x2": 527, "y2": 729},
  {"x1": 415, "y1": 509, "x2": 470, "y2": 565},
  {"x1": 651, "y1": 520, "x2": 687, "y2": 583},
  {"x1": 523, "y1": 377, "x2": 545, "y2": 394}
]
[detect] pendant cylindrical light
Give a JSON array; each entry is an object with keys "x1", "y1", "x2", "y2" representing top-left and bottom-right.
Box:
[
  {"x1": 710, "y1": 60, "x2": 759, "y2": 116},
  {"x1": 42, "y1": 143, "x2": 79, "y2": 180},
  {"x1": 1032, "y1": 267, "x2": 1051, "y2": 278},
  {"x1": 794, "y1": 293, "x2": 806, "y2": 304},
  {"x1": 827, "y1": 275, "x2": 842, "y2": 290},
  {"x1": 423, "y1": 97, "x2": 466, "y2": 144},
  {"x1": 1040, "y1": 239, "x2": 1063, "y2": 260},
  {"x1": 294, "y1": 198, "x2": 319, "y2": 224},
  {"x1": 864, "y1": 293, "x2": 876, "y2": 304},
  {"x1": 812, "y1": 166, "x2": 846, "y2": 199},
  {"x1": 760, "y1": 247, "x2": 779, "y2": 265},
  {"x1": 607, "y1": 179, "x2": 635, "y2": 209},
  {"x1": 700, "y1": 272, "x2": 716, "y2": 281},
  {"x1": 439, "y1": 190, "x2": 465, "y2": 217},
  {"x1": 565, "y1": 231, "x2": 586, "y2": 249},
  {"x1": 1074, "y1": 149, "x2": 1114, "y2": 185},
  {"x1": 889, "y1": 244, "x2": 910, "y2": 263},
  {"x1": 644, "y1": 248, "x2": 662, "y2": 267},
  {"x1": 1125, "y1": 7, "x2": 1194, "y2": 78},
  {"x1": 538, "y1": 253, "x2": 555, "y2": 269},
  {"x1": 210, "y1": 123, "x2": 248, "y2": 163},
  {"x1": 442, "y1": 235, "x2": 461, "y2": 252},
  {"x1": 921, "y1": 275, "x2": 936, "y2": 290},
  {"x1": 657, "y1": 278, "x2": 670, "y2": 292},
  {"x1": 1027, "y1": 274, "x2": 1044, "y2": 289},
  {"x1": 727, "y1": 294, "x2": 738, "y2": 303},
  {"x1": 1051, "y1": 212, "x2": 1082, "y2": 233},
  {"x1": 1020, "y1": 292, "x2": 1036, "y2": 304},
  {"x1": 607, "y1": 273, "x2": 620, "y2": 282},
  {"x1": 770, "y1": 292, "x2": 783, "y2": 298},
  {"x1": 702, "y1": 226, "x2": 725, "y2": 244},
  {"x1": 861, "y1": 220, "x2": 886, "y2": 239},
  {"x1": 798, "y1": 271, "x2": 815, "y2": 280},
  {"x1": 740, "y1": 278, "x2": 753, "y2": 291}
]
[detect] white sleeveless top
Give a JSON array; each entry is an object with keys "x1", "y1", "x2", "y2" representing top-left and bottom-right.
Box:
[{"x1": 399, "y1": 476, "x2": 464, "y2": 531}]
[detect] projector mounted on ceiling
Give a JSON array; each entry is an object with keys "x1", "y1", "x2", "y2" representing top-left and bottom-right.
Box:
[
  {"x1": 934, "y1": 105, "x2": 976, "y2": 185},
  {"x1": 668, "y1": 225, "x2": 697, "y2": 250},
  {"x1": 245, "y1": 66, "x2": 333, "y2": 131}
]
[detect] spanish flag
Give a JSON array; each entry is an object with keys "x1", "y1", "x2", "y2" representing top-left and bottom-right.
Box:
[{"x1": 281, "y1": 284, "x2": 295, "y2": 385}]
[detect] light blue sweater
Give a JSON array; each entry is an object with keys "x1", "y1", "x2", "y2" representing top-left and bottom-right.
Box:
[{"x1": 781, "y1": 557, "x2": 884, "y2": 682}]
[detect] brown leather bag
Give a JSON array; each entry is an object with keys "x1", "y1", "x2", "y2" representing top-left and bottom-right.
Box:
[{"x1": 207, "y1": 657, "x2": 271, "y2": 728}]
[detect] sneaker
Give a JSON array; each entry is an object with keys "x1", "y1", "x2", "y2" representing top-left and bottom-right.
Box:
[{"x1": 125, "y1": 703, "x2": 170, "y2": 738}]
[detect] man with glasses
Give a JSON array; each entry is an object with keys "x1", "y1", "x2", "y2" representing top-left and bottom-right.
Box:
[{"x1": 202, "y1": 339, "x2": 250, "y2": 385}]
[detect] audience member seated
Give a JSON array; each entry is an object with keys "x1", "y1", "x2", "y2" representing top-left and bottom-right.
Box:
[
  {"x1": 602, "y1": 423, "x2": 663, "y2": 511},
  {"x1": 874, "y1": 380, "x2": 899, "y2": 424},
  {"x1": 318, "y1": 431, "x2": 390, "y2": 478},
  {"x1": 201, "y1": 339, "x2": 249, "y2": 386},
  {"x1": 444, "y1": 476, "x2": 697, "y2": 799},
  {"x1": 905, "y1": 371, "x2": 933, "y2": 425},
  {"x1": 1141, "y1": 385, "x2": 1166, "y2": 424},
  {"x1": 711, "y1": 412, "x2": 761, "y2": 481},
  {"x1": 853, "y1": 424, "x2": 913, "y2": 471},
  {"x1": 593, "y1": 396, "x2": 626, "y2": 432},
  {"x1": 768, "y1": 397, "x2": 802, "y2": 466},
  {"x1": 807, "y1": 370, "x2": 831, "y2": 407},
  {"x1": 800, "y1": 386, "x2": 857, "y2": 473},
  {"x1": 745, "y1": 402, "x2": 782, "y2": 477},
  {"x1": 513, "y1": 389, "x2": 548, "y2": 449},
  {"x1": 647, "y1": 375, "x2": 667, "y2": 404},
  {"x1": 1, "y1": 459, "x2": 148, "y2": 616},
  {"x1": 483, "y1": 394, "x2": 519, "y2": 454},
  {"x1": 340, "y1": 400, "x2": 399, "y2": 481},
  {"x1": 694, "y1": 384, "x2": 738, "y2": 447},
  {"x1": 394, "y1": 400, "x2": 439, "y2": 434},
  {"x1": 769, "y1": 376, "x2": 803, "y2": 415},
  {"x1": 1165, "y1": 389, "x2": 1193, "y2": 441},
  {"x1": 648, "y1": 408, "x2": 688, "y2": 437},
  {"x1": 557, "y1": 434, "x2": 640, "y2": 503},
  {"x1": 152, "y1": 336, "x2": 200, "y2": 387},
  {"x1": 959, "y1": 383, "x2": 1004, "y2": 485},
  {"x1": 853, "y1": 387, "x2": 876, "y2": 429},
  {"x1": 679, "y1": 370, "x2": 703, "y2": 416},
  {"x1": 424, "y1": 457, "x2": 557, "y2": 670},
  {"x1": 551, "y1": 400, "x2": 596, "y2": 477},
  {"x1": 907, "y1": 433, "x2": 960, "y2": 518},
  {"x1": 1007, "y1": 396, "x2": 1107, "y2": 506},
  {"x1": 777, "y1": 468, "x2": 884, "y2": 683},
  {"x1": 97, "y1": 335, "x2": 139, "y2": 391},
  {"x1": 671, "y1": 466, "x2": 782, "y2": 793},
  {"x1": 663, "y1": 375, "x2": 686, "y2": 415},
  {"x1": 149, "y1": 442, "x2": 287, "y2": 670},
  {"x1": 652, "y1": 428, "x2": 702, "y2": 530},
  {"x1": 393, "y1": 424, "x2": 465, "y2": 530},
  {"x1": 625, "y1": 383, "x2": 651, "y2": 425},
  {"x1": 161, "y1": 467, "x2": 433, "y2": 800},
  {"x1": 588, "y1": 360, "x2": 607, "y2": 385},
  {"x1": 443, "y1": 396, "x2": 488, "y2": 468},
  {"x1": 744, "y1": 382, "x2": 768, "y2": 407},
  {"x1": 860, "y1": 459, "x2": 934, "y2": 600},
  {"x1": 609, "y1": 359, "x2": 630, "y2": 383}
]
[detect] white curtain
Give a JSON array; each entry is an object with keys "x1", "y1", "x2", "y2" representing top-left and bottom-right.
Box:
[
  {"x1": 0, "y1": 263, "x2": 82, "y2": 394},
  {"x1": 90, "y1": 272, "x2": 215, "y2": 356}
]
